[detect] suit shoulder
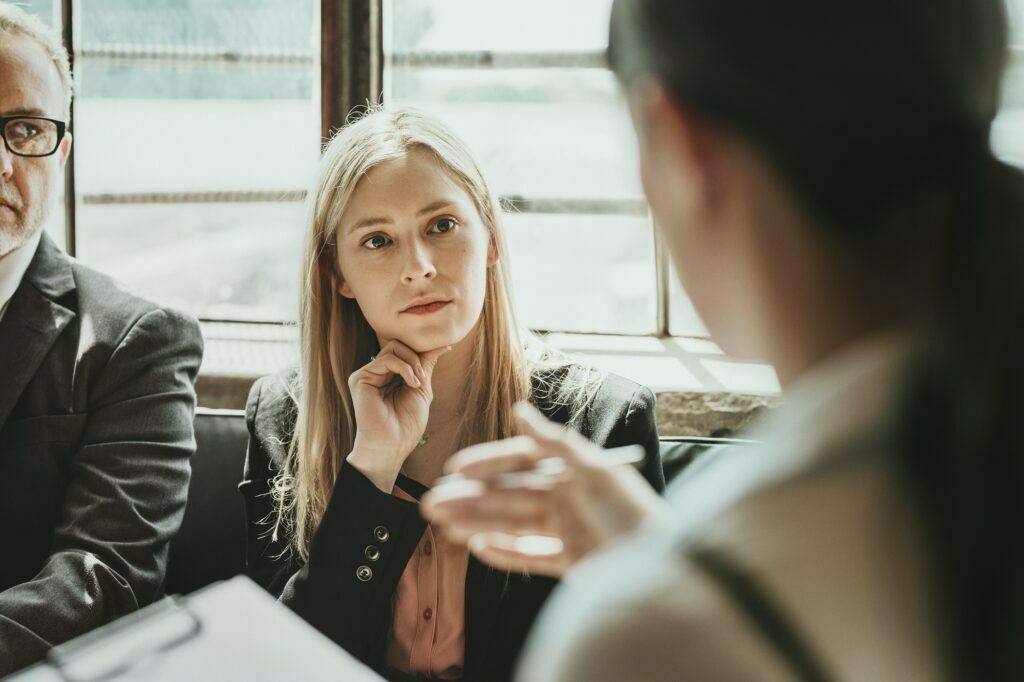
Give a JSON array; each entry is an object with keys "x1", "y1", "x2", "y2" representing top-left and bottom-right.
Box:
[
  {"x1": 591, "y1": 371, "x2": 655, "y2": 418},
  {"x1": 532, "y1": 362, "x2": 655, "y2": 440},
  {"x1": 71, "y1": 260, "x2": 160, "y2": 319},
  {"x1": 247, "y1": 367, "x2": 299, "y2": 468},
  {"x1": 69, "y1": 260, "x2": 200, "y2": 340}
]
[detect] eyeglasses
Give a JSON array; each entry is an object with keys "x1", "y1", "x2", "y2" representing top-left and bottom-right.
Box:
[{"x1": 0, "y1": 116, "x2": 66, "y2": 158}]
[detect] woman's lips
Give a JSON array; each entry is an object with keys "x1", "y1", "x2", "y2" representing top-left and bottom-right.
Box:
[{"x1": 402, "y1": 301, "x2": 450, "y2": 315}]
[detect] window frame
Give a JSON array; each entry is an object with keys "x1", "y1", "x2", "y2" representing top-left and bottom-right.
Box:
[{"x1": 56, "y1": 0, "x2": 677, "y2": 336}]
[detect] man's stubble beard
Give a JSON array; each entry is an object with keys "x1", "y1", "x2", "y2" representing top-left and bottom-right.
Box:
[{"x1": 0, "y1": 182, "x2": 52, "y2": 259}]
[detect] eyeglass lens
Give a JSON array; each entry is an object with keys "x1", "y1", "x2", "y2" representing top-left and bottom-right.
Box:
[{"x1": 3, "y1": 118, "x2": 60, "y2": 156}]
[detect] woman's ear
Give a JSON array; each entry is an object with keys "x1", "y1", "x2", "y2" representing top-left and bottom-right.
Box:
[
  {"x1": 633, "y1": 82, "x2": 726, "y2": 220},
  {"x1": 334, "y1": 269, "x2": 356, "y2": 299},
  {"x1": 643, "y1": 86, "x2": 724, "y2": 210}
]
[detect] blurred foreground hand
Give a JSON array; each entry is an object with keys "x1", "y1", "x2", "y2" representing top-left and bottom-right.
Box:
[{"x1": 421, "y1": 402, "x2": 670, "y2": 578}]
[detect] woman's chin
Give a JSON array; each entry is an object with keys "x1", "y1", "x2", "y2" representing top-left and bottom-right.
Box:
[{"x1": 396, "y1": 325, "x2": 465, "y2": 354}]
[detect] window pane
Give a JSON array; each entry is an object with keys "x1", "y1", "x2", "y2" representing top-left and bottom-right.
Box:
[
  {"x1": 994, "y1": 1, "x2": 1024, "y2": 164},
  {"x1": 387, "y1": 0, "x2": 613, "y2": 53},
  {"x1": 74, "y1": 0, "x2": 318, "y2": 321},
  {"x1": 77, "y1": 201, "x2": 303, "y2": 321},
  {"x1": 17, "y1": 0, "x2": 53, "y2": 25},
  {"x1": 504, "y1": 213, "x2": 656, "y2": 334},
  {"x1": 387, "y1": 68, "x2": 642, "y2": 200},
  {"x1": 385, "y1": 0, "x2": 654, "y2": 334},
  {"x1": 668, "y1": 261, "x2": 710, "y2": 338}
]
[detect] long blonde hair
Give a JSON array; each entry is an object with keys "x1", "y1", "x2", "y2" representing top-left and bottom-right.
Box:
[{"x1": 272, "y1": 106, "x2": 601, "y2": 560}]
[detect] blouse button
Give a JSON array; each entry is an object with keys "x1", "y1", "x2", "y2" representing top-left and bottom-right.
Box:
[
  {"x1": 365, "y1": 545, "x2": 380, "y2": 561},
  {"x1": 423, "y1": 541, "x2": 432, "y2": 556},
  {"x1": 423, "y1": 607, "x2": 433, "y2": 621},
  {"x1": 356, "y1": 565, "x2": 373, "y2": 582},
  {"x1": 374, "y1": 525, "x2": 390, "y2": 542}
]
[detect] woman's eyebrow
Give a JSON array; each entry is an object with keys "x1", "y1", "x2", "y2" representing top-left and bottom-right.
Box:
[
  {"x1": 348, "y1": 215, "x2": 394, "y2": 233},
  {"x1": 346, "y1": 200, "x2": 456, "y2": 234},
  {"x1": 417, "y1": 200, "x2": 456, "y2": 216}
]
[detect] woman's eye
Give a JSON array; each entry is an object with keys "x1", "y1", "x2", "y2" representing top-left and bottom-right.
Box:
[
  {"x1": 362, "y1": 235, "x2": 390, "y2": 250},
  {"x1": 431, "y1": 217, "x2": 457, "y2": 234}
]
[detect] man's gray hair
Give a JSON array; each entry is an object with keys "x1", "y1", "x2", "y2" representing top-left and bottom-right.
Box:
[{"x1": 0, "y1": 2, "x2": 73, "y2": 118}]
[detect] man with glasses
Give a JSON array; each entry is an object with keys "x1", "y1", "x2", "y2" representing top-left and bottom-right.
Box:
[{"x1": 0, "y1": 4, "x2": 203, "y2": 676}]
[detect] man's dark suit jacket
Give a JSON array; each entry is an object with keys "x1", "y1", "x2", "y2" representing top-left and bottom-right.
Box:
[
  {"x1": 0, "y1": 233, "x2": 203, "y2": 676},
  {"x1": 242, "y1": 366, "x2": 665, "y2": 682}
]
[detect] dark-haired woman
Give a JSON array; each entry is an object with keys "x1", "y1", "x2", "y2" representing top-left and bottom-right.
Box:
[{"x1": 424, "y1": 0, "x2": 1023, "y2": 679}]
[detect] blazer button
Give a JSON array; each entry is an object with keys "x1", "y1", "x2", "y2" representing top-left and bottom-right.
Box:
[
  {"x1": 365, "y1": 545, "x2": 381, "y2": 561},
  {"x1": 356, "y1": 565, "x2": 373, "y2": 582},
  {"x1": 374, "y1": 525, "x2": 390, "y2": 542}
]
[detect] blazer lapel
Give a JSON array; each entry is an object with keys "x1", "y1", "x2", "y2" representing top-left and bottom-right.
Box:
[
  {"x1": 0, "y1": 234, "x2": 76, "y2": 429},
  {"x1": 463, "y1": 555, "x2": 506, "y2": 676}
]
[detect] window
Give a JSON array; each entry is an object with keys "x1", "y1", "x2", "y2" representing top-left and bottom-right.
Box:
[
  {"x1": 994, "y1": 0, "x2": 1024, "y2": 165},
  {"x1": 20, "y1": 0, "x2": 1024, "y2": 337},
  {"x1": 18, "y1": 1, "x2": 318, "y2": 322},
  {"x1": 74, "y1": 1, "x2": 319, "y2": 322},
  {"x1": 383, "y1": 0, "x2": 660, "y2": 335}
]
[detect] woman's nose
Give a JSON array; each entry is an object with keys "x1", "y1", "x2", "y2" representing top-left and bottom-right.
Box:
[{"x1": 402, "y1": 241, "x2": 437, "y2": 283}]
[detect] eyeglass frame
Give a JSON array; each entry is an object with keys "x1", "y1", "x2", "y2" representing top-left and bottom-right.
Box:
[{"x1": 0, "y1": 115, "x2": 67, "y2": 158}]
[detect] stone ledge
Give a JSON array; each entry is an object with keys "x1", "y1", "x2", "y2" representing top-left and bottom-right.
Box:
[{"x1": 655, "y1": 390, "x2": 779, "y2": 437}]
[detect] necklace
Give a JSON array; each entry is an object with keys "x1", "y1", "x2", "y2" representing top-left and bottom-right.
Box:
[{"x1": 418, "y1": 411, "x2": 463, "y2": 448}]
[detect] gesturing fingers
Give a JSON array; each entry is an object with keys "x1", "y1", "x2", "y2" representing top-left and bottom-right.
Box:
[
  {"x1": 513, "y1": 401, "x2": 600, "y2": 467},
  {"x1": 440, "y1": 435, "x2": 546, "y2": 478},
  {"x1": 466, "y1": 532, "x2": 568, "y2": 579},
  {"x1": 422, "y1": 485, "x2": 555, "y2": 540}
]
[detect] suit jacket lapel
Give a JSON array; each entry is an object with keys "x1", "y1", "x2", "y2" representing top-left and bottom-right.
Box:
[
  {"x1": 0, "y1": 234, "x2": 76, "y2": 429},
  {"x1": 463, "y1": 555, "x2": 506, "y2": 676}
]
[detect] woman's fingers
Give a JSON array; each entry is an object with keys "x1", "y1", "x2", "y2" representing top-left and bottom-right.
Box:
[
  {"x1": 380, "y1": 341, "x2": 425, "y2": 380},
  {"x1": 358, "y1": 353, "x2": 420, "y2": 389},
  {"x1": 466, "y1": 532, "x2": 568, "y2": 578},
  {"x1": 369, "y1": 340, "x2": 452, "y2": 387},
  {"x1": 423, "y1": 485, "x2": 555, "y2": 537},
  {"x1": 441, "y1": 435, "x2": 546, "y2": 477}
]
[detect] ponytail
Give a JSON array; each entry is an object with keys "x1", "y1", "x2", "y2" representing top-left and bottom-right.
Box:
[{"x1": 901, "y1": 150, "x2": 1024, "y2": 680}]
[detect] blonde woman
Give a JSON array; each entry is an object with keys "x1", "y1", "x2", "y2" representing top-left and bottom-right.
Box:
[{"x1": 240, "y1": 106, "x2": 664, "y2": 682}]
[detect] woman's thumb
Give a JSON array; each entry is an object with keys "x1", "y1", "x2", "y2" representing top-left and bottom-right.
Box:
[{"x1": 420, "y1": 344, "x2": 453, "y2": 377}]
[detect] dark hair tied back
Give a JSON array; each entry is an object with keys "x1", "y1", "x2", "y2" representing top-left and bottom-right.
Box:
[{"x1": 610, "y1": 1, "x2": 1024, "y2": 678}]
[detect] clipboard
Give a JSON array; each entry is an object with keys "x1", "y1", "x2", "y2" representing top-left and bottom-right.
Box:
[{"x1": 4, "y1": 576, "x2": 382, "y2": 682}]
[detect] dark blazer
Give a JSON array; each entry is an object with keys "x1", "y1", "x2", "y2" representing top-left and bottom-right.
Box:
[
  {"x1": 0, "y1": 234, "x2": 203, "y2": 676},
  {"x1": 242, "y1": 365, "x2": 664, "y2": 682}
]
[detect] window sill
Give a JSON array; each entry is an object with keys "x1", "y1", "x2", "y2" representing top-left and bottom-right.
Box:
[{"x1": 197, "y1": 323, "x2": 782, "y2": 437}]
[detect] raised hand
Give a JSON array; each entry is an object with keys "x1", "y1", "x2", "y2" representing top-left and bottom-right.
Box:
[
  {"x1": 421, "y1": 402, "x2": 669, "y2": 578},
  {"x1": 346, "y1": 340, "x2": 452, "y2": 491}
]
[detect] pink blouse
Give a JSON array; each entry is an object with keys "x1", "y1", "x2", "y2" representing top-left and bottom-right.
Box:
[{"x1": 385, "y1": 486, "x2": 469, "y2": 679}]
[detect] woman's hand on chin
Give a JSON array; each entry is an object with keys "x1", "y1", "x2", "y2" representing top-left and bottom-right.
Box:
[
  {"x1": 421, "y1": 402, "x2": 670, "y2": 579},
  {"x1": 346, "y1": 340, "x2": 452, "y2": 492}
]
